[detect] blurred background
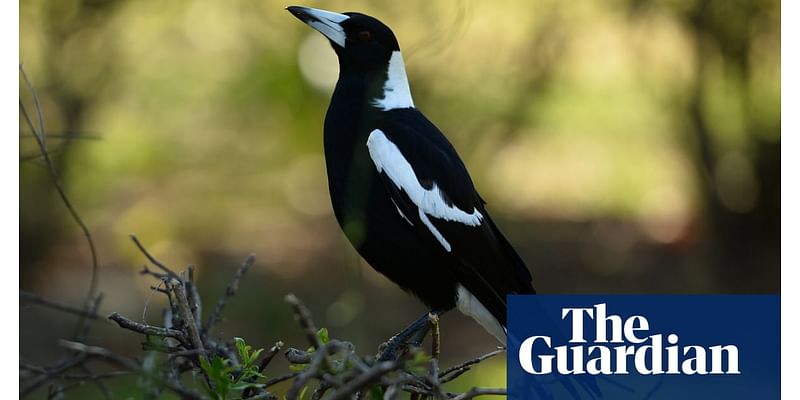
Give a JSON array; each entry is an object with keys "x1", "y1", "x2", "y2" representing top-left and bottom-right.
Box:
[{"x1": 20, "y1": 0, "x2": 779, "y2": 397}]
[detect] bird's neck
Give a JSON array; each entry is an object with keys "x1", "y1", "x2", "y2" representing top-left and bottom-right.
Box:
[
  {"x1": 371, "y1": 51, "x2": 415, "y2": 111},
  {"x1": 323, "y1": 52, "x2": 415, "y2": 222},
  {"x1": 331, "y1": 51, "x2": 415, "y2": 114}
]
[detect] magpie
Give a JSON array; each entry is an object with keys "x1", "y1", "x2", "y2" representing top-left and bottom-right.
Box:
[{"x1": 287, "y1": 6, "x2": 536, "y2": 355}]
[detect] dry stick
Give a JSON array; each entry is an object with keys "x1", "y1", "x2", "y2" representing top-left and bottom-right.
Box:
[
  {"x1": 204, "y1": 254, "x2": 256, "y2": 334},
  {"x1": 20, "y1": 291, "x2": 103, "y2": 320},
  {"x1": 449, "y1": 388, "x2": 507, "y2": 400},
  {"x1": 285, "y1": 294, "x2": 322, "y2": 349},
  {"x1": 242, "y1": 341, "x2": 286, "y2": 398},
  {"x1": 107, "y1": 312, "x2": 187, "y2": 340},
  {"x1": 264, "y1": 372, "x2": 300, "y2": 389},
  {"x1": 20, "y1": 356, "x2": 89, "y2": 398},
  {"x1": 186, "y1": 265, "x2": 203, "y2": 325},
  {"x1": 129, "y1": 235, "x2": 180, "y2": 279},
  {"x1": 284, "y1": 348, "x2": 312, "y2": 364},
  {"x1": 166, "y1": 279, "x2": 206, "y2": 359},
  {"x1": 440, "y1": 348, "x2": 505, "y2": 383},
  {"x1": 257, "y1": 341, "x2": 285, "y2": 373},
  {"x1": 57, "y1": 340, "x2": 205, "y2": 400},
  {"x1": 285, "y1": 341, "x2": 346, "y2": 400}
]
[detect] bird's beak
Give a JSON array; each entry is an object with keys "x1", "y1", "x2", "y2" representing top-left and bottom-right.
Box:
[{"x1": 287, "y1": 6, "x2": 350, "y2": 48}]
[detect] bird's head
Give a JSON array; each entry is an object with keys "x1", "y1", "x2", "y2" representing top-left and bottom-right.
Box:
[{"x1": 287, "y1": 6, "x2": 400, "y2": 74}]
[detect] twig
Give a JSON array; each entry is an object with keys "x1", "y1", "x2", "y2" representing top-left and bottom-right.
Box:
[
  {"x1": 20, "y1": 64, "x2": 100, "y2": 350},
  {"x1": 284, "y1": 348, "x2": 312, "y2": 364},
  {"x1": 440, "y1": 348, "x2": 504, "y2": 383},
  {"x1": 285, "y1": 294, "x2": 322, "y2": 349},
  {"x1": 258, "y1": 341, "x2": 285, "y2": 373},
  {"x1": 107, "y1": 312, "x2": 187, "y2": 340},
  {"x1": 204, "y1": 254, "x2": 255, "y2": 334},
  {"x1": 57, "y1": 340, "x2": 205, "y2": 400},
  {"x1": 286, "y1": 341, "x2": 347, "y2": 400},
  {"x1": 186, "y1": 265, "x2": 202, "y2": 327},
  {"x1": 264, "y1": 372, "x2": 301, "y2": 388},
  {"x1": 20, "y1": 291, "x2": 103, "y2": 320},
  {"x1": 449, "y1": 387, "x2": 506, "y2": 400},
  {"x1": 129, "y1": 235, "x2": 179, "y2": 279},
  {"x1": 20, "y1": 356, "x2": 89, "y2": 397},
  {"x1": 165, "y1": 279, "x2": 206, "y2": 359}
]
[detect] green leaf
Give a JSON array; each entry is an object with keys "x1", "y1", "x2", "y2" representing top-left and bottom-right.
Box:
[
  {"x1": 367, "y1": 386, "x2": 385, "y2": 400},
  {"x1": 200, "y1": 356, "x2": 236, "y2": 399},
  {"x1": 316, "y1": 328, "x2": 329, "y2": 345}
]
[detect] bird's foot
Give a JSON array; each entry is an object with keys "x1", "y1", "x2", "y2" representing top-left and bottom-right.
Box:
[{"x1": 376, "y1": 310, "x2": 444, "y2": 361}]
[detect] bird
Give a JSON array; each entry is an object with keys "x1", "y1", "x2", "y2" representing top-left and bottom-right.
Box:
[{"x1": 287, "y1": 6, "x2": 536, "y2": 357}]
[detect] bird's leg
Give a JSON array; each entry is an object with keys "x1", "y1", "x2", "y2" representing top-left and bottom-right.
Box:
[
  {"x1": 377, "y1": 309, "x2": 446, "y2": 361},
  {"x1": 408, "y1": 309, "x2": 446, "y2": 347}
]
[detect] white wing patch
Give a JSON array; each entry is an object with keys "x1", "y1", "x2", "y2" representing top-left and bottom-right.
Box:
[
  {"x1": 456, "y1": 285, "x2": 506, "y2": 344},
  {"x1": 366, "y1": 129, "x2": 483, "y2": 252},
  {"x1": 418, "y1": 209, "x2": 450, "y2": 251},
  {"x1": 371, "y1": 51, "x2": 415, "y2": 111}
]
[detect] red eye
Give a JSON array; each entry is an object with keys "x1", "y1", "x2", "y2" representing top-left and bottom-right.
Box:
[{"x1": 358, "y1": 30, "x2": 372, "y2": 42}]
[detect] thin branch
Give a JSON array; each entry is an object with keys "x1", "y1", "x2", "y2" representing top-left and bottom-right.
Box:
[
  {"x1": 284, "y1": 348, "x2": 312, "y2": 364},
  {"x1": 57, "y1": 340, "x2": 205, "y2": 400},
  {"x1": 284, "y1": 294, "x2": 322, "y2": 349},
  {"x1": 204, "y1": 254, "x2": 255, "y2": 334},
  {"x1": 20, "y1": 291, "x2": 103, "y2": 320},
  {"x1": 440, "y1": 349, "x2": 504, "y2": 383},
  {"x1": 449, "y1": 388, "x2": 506, "y2": 400},
  {"x1": 165, "y1": 279, "x2": 206, "y2": 359},
  {"x1": 107, "y1": 312, "x2": 187, "y2": 340},
  {"x1": 263, "y1": 372, "x2": 301, "y2": 388},
  {"x1": 20, "y1": 64, "x2": 100, "y2": 336},
  {"x1": 257, "y1": 341, "x2": 285, "y2": 373},
  {"x1": 129, "y1": 235, "x2": 180, "y2": 279}
]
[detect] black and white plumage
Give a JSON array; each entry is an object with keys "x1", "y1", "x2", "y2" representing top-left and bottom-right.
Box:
[{"x1": 287, "y1": 6, "x2": 535, "y2": 345}]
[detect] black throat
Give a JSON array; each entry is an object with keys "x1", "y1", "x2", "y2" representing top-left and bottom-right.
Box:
[{"x1": 323, "y1": 69, "x2": 389, "y2": 222}]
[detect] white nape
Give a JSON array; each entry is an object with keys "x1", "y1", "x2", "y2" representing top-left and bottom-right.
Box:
[
  {"x1": 456, "y1": 285, "x2": 506, "y2": 344},
  {"x1": 372, "y1": 51, "x2": 415, "y2": 110},
  {"x1": 366, "y1": 130, "x2": 483, "y2": 251}
]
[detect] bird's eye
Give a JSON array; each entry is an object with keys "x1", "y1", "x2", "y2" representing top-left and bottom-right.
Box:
[{"x1": 358, "y1": 30, "x2": 372, "y2": 42}]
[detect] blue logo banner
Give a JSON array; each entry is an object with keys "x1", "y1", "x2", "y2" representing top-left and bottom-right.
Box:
[{"x1": 507, "y1": 295, "x2": 779, "y2": 399}]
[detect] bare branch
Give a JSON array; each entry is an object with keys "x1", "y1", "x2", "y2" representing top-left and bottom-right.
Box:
[
  {"x1": 285, "y1": 293, "x2": 322, "y2": 349},
  {"x1": 129, "y1": 235, "x2": 180, "y2": 279},
  {"x1": 19, "y1": 64, "x2": 100, "y2": 340},
  {"x1": 107, "y1": 312, "x2": 187, "y2": 340},
  {"x1": 204, "y1": 254, "x2": 255, "y2": 334},
  {"x1": 449, "y1": 387, "x2": 507, "y2": 400},
  {"x1": 20, "y1": 291, "x2": 103, "y2": 320},
  {"x1": 57, "y1": 340, "x2": 206, "y2": 400},
  {"x1": 165, "y1": 279, "x2": 206, "y2": 358},
  {"x1": 258, "y1": 341, "x2": 285, "y2": 373},
  {"x1": 440, "y1": 348, "x2": 504, "y2": 383}
]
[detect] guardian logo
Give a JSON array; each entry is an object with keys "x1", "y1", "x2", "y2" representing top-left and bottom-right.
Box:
[
  {"x1": 507, "y1": 295, "x2": 779, "y2": 400},
  {"x1": 518, "y1": 304, "x2": 739, "y2": 375}
]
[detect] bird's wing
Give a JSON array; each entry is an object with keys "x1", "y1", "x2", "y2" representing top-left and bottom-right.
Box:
[{"x1": 366, "y1": 109, "x2": 535, "y2": 328}]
